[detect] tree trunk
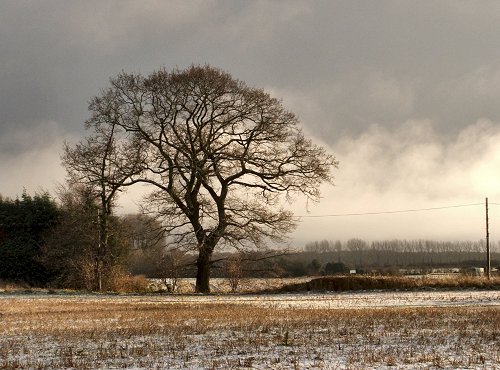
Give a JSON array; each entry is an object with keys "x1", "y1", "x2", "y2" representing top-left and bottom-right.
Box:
[
  {"x1": 96, "y1": 206, "x2": 108, "y2": 292},
  {"x1": 195, "y1": 249, "x2": 212, "y2": 293},
  {"x1": 95, "y1": 258, "x2": 102, "y2": 291}
]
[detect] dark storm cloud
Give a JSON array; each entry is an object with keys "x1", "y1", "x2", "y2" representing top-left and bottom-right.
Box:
[{"x1": 3, "y1": 1, "x2": 500, "y2": 141}]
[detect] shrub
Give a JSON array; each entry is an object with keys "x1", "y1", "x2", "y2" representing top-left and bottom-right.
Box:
[{"x1": 105, "y1": 268, "x2": 150, "y2": 293}]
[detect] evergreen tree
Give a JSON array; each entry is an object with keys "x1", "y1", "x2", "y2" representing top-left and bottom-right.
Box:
[{"x1": 0, "y1": 192, "x2": 59, "y2": 285}]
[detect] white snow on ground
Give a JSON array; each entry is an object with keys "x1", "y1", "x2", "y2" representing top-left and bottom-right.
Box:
[
  {"x1": 0, "y1": 290, "x2": 499, "y2": 369},
  {"x1": 208, "y1": 290, "x2": 500, "y2": 309},
  {"x1": 2, "y1": 290, "x2": 497, "y2": 309}
]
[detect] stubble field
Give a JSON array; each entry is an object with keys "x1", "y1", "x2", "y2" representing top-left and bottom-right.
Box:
[{"x1": 0, "y1": 291, "x2": 499, "y2": 369}]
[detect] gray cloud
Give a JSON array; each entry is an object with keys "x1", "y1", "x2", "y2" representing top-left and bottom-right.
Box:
[{"x1": 0, "y1": 121, "x2": 64, "y2": 156}]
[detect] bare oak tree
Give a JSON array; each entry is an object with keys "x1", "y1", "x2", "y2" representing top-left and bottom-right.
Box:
[{"x1": 85, "y1": 65, "x2": 337, "y2": 293}]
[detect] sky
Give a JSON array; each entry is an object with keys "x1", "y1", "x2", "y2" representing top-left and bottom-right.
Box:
[{"x1": 2, "y1": 1, "x2": 500, "y2": 246}]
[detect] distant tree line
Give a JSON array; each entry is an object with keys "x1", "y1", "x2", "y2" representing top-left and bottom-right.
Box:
[
  {"x1": 305, "y1": 238, "x2": 499, "y2": 254},
  {"x1": 301, "y1": 238, "x2": 499, "y2": 273}
]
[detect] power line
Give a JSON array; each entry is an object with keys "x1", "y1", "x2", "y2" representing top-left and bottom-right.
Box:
[{"x1": 296, "y1": 202, "x2": 484, "y2": 218}]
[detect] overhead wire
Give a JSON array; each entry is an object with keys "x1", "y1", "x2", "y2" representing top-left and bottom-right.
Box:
[{"x1": 296, "y1": 202, "x2": 484, "y2": 218}]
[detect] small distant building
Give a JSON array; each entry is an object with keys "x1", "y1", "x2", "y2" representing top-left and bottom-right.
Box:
[{"x1": 349, "y1": 269, "x2": 356, "y2": 274}]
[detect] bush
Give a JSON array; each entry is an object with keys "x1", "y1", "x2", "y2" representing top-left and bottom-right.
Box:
[{"x1": 105, "y1": 268, "x2": 150, "y2": 293}]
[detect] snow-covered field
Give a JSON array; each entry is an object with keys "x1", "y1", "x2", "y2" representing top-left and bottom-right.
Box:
[
  {"x1": 0, "y1": 290, "x2": 499, "y2": 369},
  {"x1": 82, "y1": 289, "x2": 499, "y2": 309}
]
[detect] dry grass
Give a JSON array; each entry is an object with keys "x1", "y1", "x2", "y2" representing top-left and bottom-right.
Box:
[{"x1": 0, "y1": 296, "x2": 499, "y2": 369}]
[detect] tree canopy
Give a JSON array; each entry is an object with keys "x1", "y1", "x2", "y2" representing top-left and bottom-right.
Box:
[{"x1": 79, "y1": 65, "x2": 337, "y2": 292}]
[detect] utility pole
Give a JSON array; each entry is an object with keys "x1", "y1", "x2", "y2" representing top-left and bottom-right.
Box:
[{"x1": 486, "y1": 197, "x2": 491, "y2": 280}]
